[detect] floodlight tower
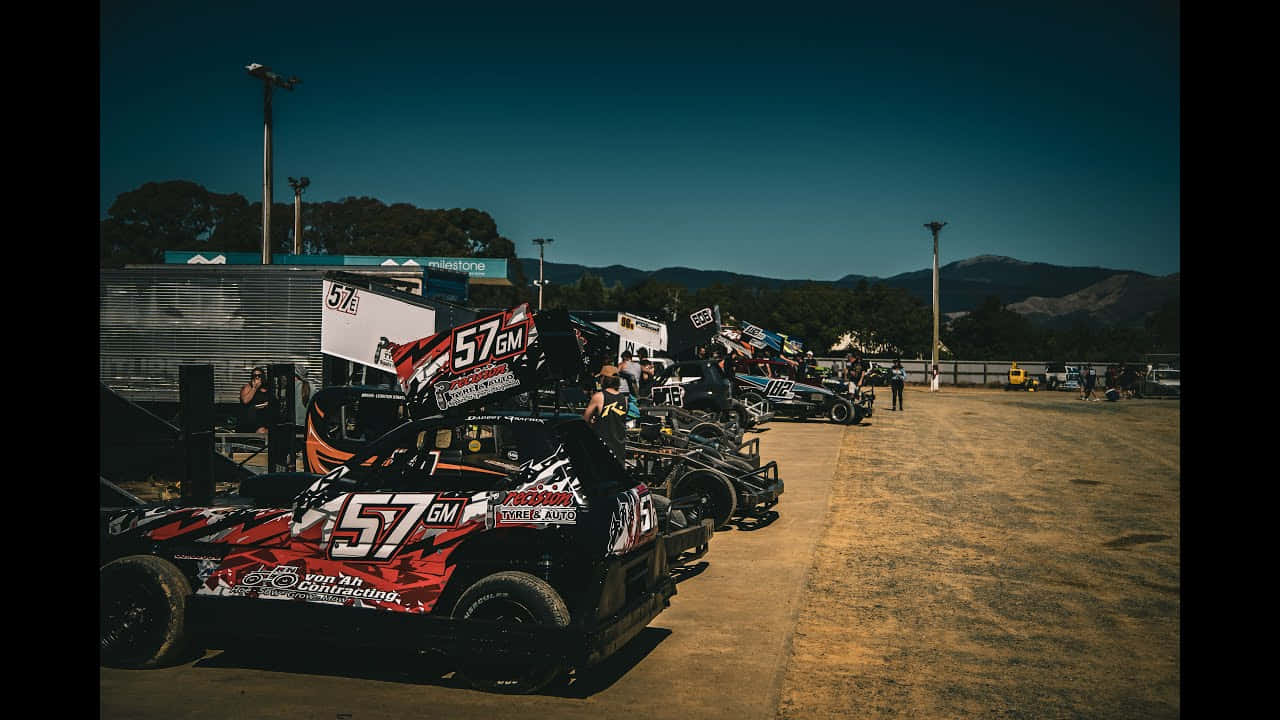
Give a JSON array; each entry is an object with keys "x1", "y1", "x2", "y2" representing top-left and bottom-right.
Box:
[
  {"x1": 924, "y1": 221, "x2": 947, "y2": 371},
  {"x1": 246, "y1": 63, "x2": 302, "y2": 264},
  {"x1": 532, "y1": 238, "x2": 554, "y2": 309},
  {"x1": 288, "y1": 176, "x2": 310, "y2": 255}
]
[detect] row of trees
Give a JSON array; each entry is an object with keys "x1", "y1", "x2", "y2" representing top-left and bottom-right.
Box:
[
  {"x1": 541, "y1": 274, "x2": 1179, "y2": 361},
  {"x1": 100, "y1": 180, "x2": 520, "y2": 270},
  {"x1": 100, "y1": 181, "x2": 1177, "y2": 361}
]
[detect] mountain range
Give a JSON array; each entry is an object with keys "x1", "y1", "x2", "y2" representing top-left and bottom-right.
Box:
[{"x1": 516, "y1": 255, "x2": 1179, "y2": 328}]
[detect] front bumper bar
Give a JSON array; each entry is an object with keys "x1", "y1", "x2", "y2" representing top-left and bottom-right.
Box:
[{"x1": 733, "y1": 460, "x2": 784, "y2": 510}]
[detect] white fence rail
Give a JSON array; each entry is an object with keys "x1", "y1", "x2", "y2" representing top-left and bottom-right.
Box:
[{"x1": 813, "y1": 358, "x2": 1121, "y2": 387}]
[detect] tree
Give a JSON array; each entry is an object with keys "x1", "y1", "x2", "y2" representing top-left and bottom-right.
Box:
[
  {"x1": 944, "y1": 296, "x2": 1042, "y2": 359},
  {"x1": 100, "y1": 181, "x2": 522, "y2": 272}
]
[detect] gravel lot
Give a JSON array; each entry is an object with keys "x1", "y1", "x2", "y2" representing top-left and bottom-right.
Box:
[
  {"x1": 102, "y1": 386, "x2": 1179, "y2": 719},
  {"x1": 778, "y1": 386, "x2": 1180, "y2": 719}
]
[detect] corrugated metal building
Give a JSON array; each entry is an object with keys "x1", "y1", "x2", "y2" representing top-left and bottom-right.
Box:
[{"x1": 99, "y1": 265, "x2": 474, "y2": 408}]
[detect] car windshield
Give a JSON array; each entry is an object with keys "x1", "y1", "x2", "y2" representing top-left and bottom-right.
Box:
[{"x1": 1155, "y1": 371, "x2": 1180, "y2": 381}]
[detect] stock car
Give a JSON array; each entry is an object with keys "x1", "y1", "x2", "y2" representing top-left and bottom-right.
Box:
[
  {"x1": 100, "y1": 414, "x2": 678, "y2": 694},
  {"x1": 302, "y1": 386, "x2": 715, "y2": 565},
  {"x1": 732, "y1": 358, "x2": 871, "y2": 424}
]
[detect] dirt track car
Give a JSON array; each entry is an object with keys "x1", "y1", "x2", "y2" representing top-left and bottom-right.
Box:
[
  {"x1": 732, "y1": 358, "x2": 870, "y2": 424},
  {"x1": 625, "y1": 415, "x2": 783, "y2": 530},
  {"x1": 100, "y1": 413, "x2": 677, "y2": 694}
]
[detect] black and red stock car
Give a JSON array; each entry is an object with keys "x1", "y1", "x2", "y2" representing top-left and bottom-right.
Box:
[
  {"x1": 100, "y1": 413, "x2": 675, "y2": 693},
  {"x1": 101, "y1": 304, "x2": 685, "y2": 694}
]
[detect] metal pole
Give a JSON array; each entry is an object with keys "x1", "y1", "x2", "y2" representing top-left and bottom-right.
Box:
[
  {"x1": 262, "y1": 81, "x2": 273, "y2": 265},
  {"x1": 532, "y1": 238, "x2": 553, "y2": 310},
  {"x1": 932, "y1": 229, "x2": 939, "y2": 369},
  {"x1": 925, "y1": 221, "x2": 946, "y2": 370},
  {"x1": 293, "y1": 187, "x2": 302, "y2": 255}
]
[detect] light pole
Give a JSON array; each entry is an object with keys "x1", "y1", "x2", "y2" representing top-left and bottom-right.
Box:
[
  {"x1": 246, "y1": 63, "x2": 301, "y2": 265},
  {"x1": 532, "y1": 238, "x2": 554, "y2": 310},
  {"x1": 288, "y1": 176, "x2": 310, "y2": 255},
  {"x1": 924, "y1": 221, "x2": 947, "y2": 372}
]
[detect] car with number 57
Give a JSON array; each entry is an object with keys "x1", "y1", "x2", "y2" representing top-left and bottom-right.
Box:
[{"x1": 100, "y1": 413, "x2": 675, "y2": 694}]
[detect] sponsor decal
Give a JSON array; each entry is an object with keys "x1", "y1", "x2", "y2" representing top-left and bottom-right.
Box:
[
  {"x1": 432, "y1": 361, "x2": 521, "y2": 410},
  {"x1": 231, "y1": 564, "x2": 404, "y2": 603},
  {"x1": 497, "y1": 485, "x2": 577, "y2": 525},
  {"x1": 619, "y1": 313, "x2": 662, "y2": 333},
  {"x1": 325, "y1": 282, "x2": 360, "y2": 315},
  {"x1": 467, "y1": 439, "x2": 482, "y2": 453},
  {"x1": 392, "y1": 305, "x2": 536, "y2": 414},
  {"x1": 492, "y1": 448, "x2": 586, "y2": 527}
]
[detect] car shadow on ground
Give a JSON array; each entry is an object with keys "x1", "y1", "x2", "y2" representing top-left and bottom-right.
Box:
[
  {"x1": 670, "y1": 560, "x2": 709, "y2": 584},
  {"x1": 726, "y1": 510, "x2": 780, "y2": 532},
  {"x1": 192, "y1": 626, "x2": 672, "y2": 699}
]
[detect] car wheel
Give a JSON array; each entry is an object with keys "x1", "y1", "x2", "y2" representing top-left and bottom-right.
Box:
[
  {"x1": 454, "y1": 571, "x2": 571, "y2": 694},
  {"x1": 828, "y1": 400, "x2": 852, "y2": 424},
  {"x1": 100, "y1": 555, "x2": 194, "y2": 668},
  {"x1": 741, "y1": 391, "x2": 769, "y2": 414},
  {"x1": 673, "y1": 469, "x2": 738, "y2": 530},
  {"x1": 689, "y1": 421, "x2": 726, "y2": 445}
]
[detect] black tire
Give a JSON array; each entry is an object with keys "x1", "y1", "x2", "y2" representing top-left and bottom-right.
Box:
[
  {"x1": 673, "y1": 469, "x2": 738, "y2": 530},
  {"x1": 100, "y1": 555, "x2": 194, "y2": 668},
  {"x1": 852, "y1": 403, "x2": 866, "y2": 425},
  {"x1": 828, "y1": 400, "x2": 852, "y2": 424},
  {"x1": 453, "y1": 571, "x2": 571, "y2": 694},
  {"x1": 689, "y1": 422, "x2": 725, "y2": 444}
]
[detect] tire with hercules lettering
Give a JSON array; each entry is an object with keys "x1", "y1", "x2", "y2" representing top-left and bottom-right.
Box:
[{"x1": 453, "y1": 571, "x2": 571, "y2": 694}]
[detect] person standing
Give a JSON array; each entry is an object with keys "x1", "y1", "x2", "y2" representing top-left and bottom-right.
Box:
[
  {"x1": 1083, "y1": 364, "x2": 1098, "y2": 401},
  {"x1": 582, "y1": 370, "x2": 628, "y2": 462},
  {"x1": 930, "y1": 363, "x2": 940, "y2": 392},
  {"x1": 618, "y1": 350, "x2": 641, "y2": 397},
  {"x1": 890, "y1": 359, "x2": 906, "y2": 410},
  {"x1": 240, "y1": 367, "x2": 273, "y2": 433}
]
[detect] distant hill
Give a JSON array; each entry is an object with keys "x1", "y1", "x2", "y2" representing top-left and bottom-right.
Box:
[
  {"x1": 1006, "y1": 273, "x2": 1180, "y2": 329},
  {"x1": 518, "y1": 254, "x2": 1175, "y2": 323}
]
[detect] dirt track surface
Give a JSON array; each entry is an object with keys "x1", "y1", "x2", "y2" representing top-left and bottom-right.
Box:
[
  {"x1": 778, "y1": 386, "x2": 1180, "y2": 719},
  {"x1": 101, "y1": 387, "x2": 1179, "y2": 719}
]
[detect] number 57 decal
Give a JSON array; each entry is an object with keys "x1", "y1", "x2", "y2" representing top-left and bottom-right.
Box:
[{"x1": 327, "y1": 493, "x2": 465, "y2": 560}]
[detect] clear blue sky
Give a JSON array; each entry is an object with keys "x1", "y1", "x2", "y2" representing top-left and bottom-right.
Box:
[{"x1": 100, "y1": 1, "x2": 1180, "y2": 279}]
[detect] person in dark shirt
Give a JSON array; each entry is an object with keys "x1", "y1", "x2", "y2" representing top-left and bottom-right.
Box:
[
  {"x1": 239, "y1": 367, "x2": 273, "y2": 433},
  {"x1": 583, "y1": 368, "x2": 628, "y2": 462}
]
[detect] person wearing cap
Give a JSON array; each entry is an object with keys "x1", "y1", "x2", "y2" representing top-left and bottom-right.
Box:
[
  {"x1": 583, "y1": 365, "x2": 628, "y2": 461},
  {"x1": 799, "y1": 350, "x2": 817, "y2": 382},
  {"x1": 637, "y1": 348, "x2": 656, "y2": 396}
]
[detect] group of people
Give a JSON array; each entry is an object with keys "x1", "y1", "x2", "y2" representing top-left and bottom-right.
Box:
[
  {"x1": 844, "y1": 351, "x2": 909, "y2": 411},
  {"x1": 1104, "y1": 363, "x2": 1142, "y2": 400},
  {"x1": 1076, "y1": 363, "x2": 1141, "y2": 401},
  {"x1": 581, "y1": 349, "x2": 657, "y2": 461}
]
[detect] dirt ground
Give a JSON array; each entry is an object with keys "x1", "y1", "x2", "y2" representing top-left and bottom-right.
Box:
[
  {"x1": 102, "y1": 386, "x2": 1179, "y2": 719},
  {"x1": 777, "y1": 385, "x2": 1180, "y2": 719}
]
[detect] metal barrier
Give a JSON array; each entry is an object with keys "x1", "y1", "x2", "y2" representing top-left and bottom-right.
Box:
[{"x1": 813, "y1": 358, "x2": 1162, "y2": 387}]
